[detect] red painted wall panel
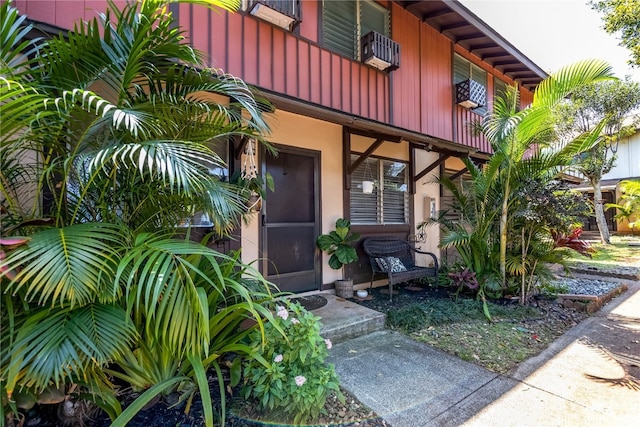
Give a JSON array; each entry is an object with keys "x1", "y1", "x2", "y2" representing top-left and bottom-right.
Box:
[
  {"x1": 297, "y1": 41, "x2": 310, "y2": 100},
  {"x1": 341, "y1": 58, "x2": 351, "y2": 114},
  {"x1": 331, "y1": 55, "x2": 342, "y2": 111},
  {"x1": 272, "y1": 30, "x2": 286, "y2": 93},
  {"x1": 19, "y1": 1, "x2": 538, "y2": 155},
  {"x1": 309, "y1": 45, "x2": 321, "y2": 104},
  {"x1": 191, "y1": 5, "x2": 211, "y2": 65},
  {"x1": 299, "y1": 0, "x2": 318, "y2": 43},
  {"x1": 350, "y1": 62, "x2": 360, "y2": 116},
  {"x1": 390, "y1": 3, "x2": 421, "y2": 130},
  {"x1": 243, "y1": 18, "x2": 259, "y2": 84},
  {"x1": 320, "y1": 50, "x2": 332, "y2": 106},
  {"x1": 285, "y1": 35, "x2": 298, "y2": 95},
  {"x1": 226, "y1": 11, "x2": 243, "y2": 77},
  {"x1": 55, "y1": 1, "x2": 78, "y2": 30},
  {"x1": 419, "y1": 22, "x2": 453, "y2": 141},
  {"x1": 210, "y1": 6, "x2": 227, "y2": 70},
  {"x1": 258, "y1": 24, "x2": 273, "y2": 89},
  {"x1": 24, "y1": 0, "x2": 55, "y2": 24}
]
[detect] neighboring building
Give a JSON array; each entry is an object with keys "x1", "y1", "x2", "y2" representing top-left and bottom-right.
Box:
[
  {"x1": 16, "y1": 0, "x2": 547, "y2": 292},
  {"x1": 572, "y1": 116, "x2": 640, "y2": 234}
]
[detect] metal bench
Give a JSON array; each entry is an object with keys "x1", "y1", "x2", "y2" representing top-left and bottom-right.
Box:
[{"x1": 362, "y1": 237, "x2": 439, "y2": 301}]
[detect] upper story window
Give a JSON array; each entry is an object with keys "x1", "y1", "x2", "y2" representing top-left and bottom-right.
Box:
[
  {"x1": 493, "y1": 78, "x2": 508, "y2": 102},
  {"x1": 453, "y1": 54, "x2": 487, "y2": 115},
  {"x1": 493, "y1": 77, "x2": 520, "y2": 112},
  {"x1": 350, "y1": 154, "x2": 409, "y2": 225},
  {"x1": 322, "y1": 0, "x2": 390, "y2": 60}
]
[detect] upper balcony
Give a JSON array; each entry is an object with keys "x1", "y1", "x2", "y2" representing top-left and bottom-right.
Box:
[{"x1": 243, "y1": 0, "x2": 301, "y2": 31}]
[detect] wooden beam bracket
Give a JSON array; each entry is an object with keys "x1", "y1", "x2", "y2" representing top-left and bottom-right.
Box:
[
  {"x1": 414, "y1": 154, "x2": 450, "y2": 182},
  {"x1": 348, "y1": 138, "x2": 385, "y2": 174}
]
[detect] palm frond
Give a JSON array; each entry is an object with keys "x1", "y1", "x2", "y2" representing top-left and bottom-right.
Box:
[
  {"x1": 116, "y1": 236, "x2": 221, "y2": 355},
  {"x1": 0, "y1": 1, "x2": 41, "y2": 78},
  {"x1": 45, "y1": 89, "x2": 157, "y2": 139},
  {"x1": 4, "y1": 303, "x2": 136, "y2": 396},
  {"x1": 88, "y1": 140, "x2": 216, "y2": 194},
  {"x1": 533, "y1": 59, "x2": 614, "y2": 109},
  {"x1": 1, "y1": 223, "x2": 126, "y2": 307}
]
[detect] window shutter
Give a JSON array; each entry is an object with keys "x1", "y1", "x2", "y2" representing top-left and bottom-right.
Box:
[
  {"x1": 494, "y1": 77, "x2": 508, "y2": 101},
  {"x1": 350, "y1": 155, "x2": 378, "y2": 224},
  {"x1": 454, "y1": 54, "x2": 488, "y2": 114},
  {"x1": 360, "y1": 0, "x2": 390, "y2": 38},
  {"x1": 453, "y1": 54, "x2": 469, "y2": 84},
  {"x1": 323, "y1": 0, "x2": 358, "y2": 59},
  {"x1": 350, "y1": 156, "x2": 408, "y2": 225},
  {"x1": 471, "y1": 63, "x2": 487, "y2": 115},
  {"x1": 381, "y1": 161, "x2": 408, "y2": 224}
]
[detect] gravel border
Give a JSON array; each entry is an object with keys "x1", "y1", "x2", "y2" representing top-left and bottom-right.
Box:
[{"x1": 550, "y1": 276, "x2": 624, "y2": 296}]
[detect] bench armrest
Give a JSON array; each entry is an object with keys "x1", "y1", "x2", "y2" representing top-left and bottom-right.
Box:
[{"x1": 410, "y1": 247, "x2": 439, "y2": 272}]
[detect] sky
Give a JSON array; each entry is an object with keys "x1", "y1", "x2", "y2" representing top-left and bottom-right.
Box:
[{"x1": 459, "y1": 0, "x2": 640, "y2": 82}]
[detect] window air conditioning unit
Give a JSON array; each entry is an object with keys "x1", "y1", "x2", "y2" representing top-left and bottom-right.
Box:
[
  {"x1": 360, "y1": 31, "x2": 400, "y2": 72},
  {"x1": 455, "y1": 79, "x2": 486, "y2": 109},
  {"x1": 245, "y1": 1, "x2": 297, "y2": 31}
]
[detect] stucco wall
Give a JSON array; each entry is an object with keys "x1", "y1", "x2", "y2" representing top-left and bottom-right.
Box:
[
  {"x1": 241, "y1": 109, "x2": 345, "y2": 285},
  {"x1": 242, "y1": 109, "x2": 444, "y2": 287}
]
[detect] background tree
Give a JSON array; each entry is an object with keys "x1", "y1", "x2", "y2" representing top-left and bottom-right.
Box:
[
  {"x1": 553, "y1": 78, "x2": 640, "y2": 243},
  {"x1": 591, "y1": 0, "x2": 640, "y2": 67}
]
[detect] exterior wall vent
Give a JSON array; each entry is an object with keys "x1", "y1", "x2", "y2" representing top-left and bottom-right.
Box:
[
  {"x1": 455, "y1": 79, "x2": 486, "y2": 109},
  {"x1": 360, "y1": 31, "x2": 400, "y2": 72}
]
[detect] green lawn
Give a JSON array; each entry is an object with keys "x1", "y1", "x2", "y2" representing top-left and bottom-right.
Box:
[
  {"x1": 385, "y1": 298, "x2": 582, "y2": 373},
  {"x1": 567, "y1": 235, "x2": 640, "y2": 268}
]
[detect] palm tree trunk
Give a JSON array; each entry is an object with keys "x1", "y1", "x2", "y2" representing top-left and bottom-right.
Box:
[
  {"x1": 592, "y1": 180, "x2": 611, "y2": 244},
  {"x1": 500, "y1": 166, "x2": 511, "y2": 288}
]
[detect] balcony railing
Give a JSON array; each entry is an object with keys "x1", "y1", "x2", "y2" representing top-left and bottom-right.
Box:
[
  {"x1": 360, "y1": 31, "x2": 400, "y2": 72},
  {"x1": 244, "y1": 0, "x2": 301, "y2": 31}
]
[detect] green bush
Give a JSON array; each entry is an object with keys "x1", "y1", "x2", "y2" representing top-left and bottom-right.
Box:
[{"x1": 242, "y1": 302, "x2": 343, "y2": 424}]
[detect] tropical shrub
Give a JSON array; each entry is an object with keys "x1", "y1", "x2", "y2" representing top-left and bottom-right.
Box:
[
  {"x1": 0, "y1": 1, "x2": 281, "y2": 426},
  {"x1": 607, "y1": 179, "x2": 640, "y2": 234},
  {"x1": 242, "y1": 301, "x2": 344, "y2": 424},
  {"x1": 421, "y1": 60, "x2": 615, "y2": 312}
]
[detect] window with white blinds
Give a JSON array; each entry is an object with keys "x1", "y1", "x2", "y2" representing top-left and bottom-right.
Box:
[
  {"x1": 350, "y1": 155, "x2": 409, "y2": 224},
  {"x1": 322, "y1": 0, "x2": 390, "y2": 60},
  {"x1": 453, "y1": 53, "x2": 487, "y2": 115}
]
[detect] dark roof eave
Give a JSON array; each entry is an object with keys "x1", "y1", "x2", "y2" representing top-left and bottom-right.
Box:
[
  {"x1": 402, "y1": 1, "x2": 548, "y2": 83},
  {"x1": 259, "y1": 89, "x2": 480, "y2": 159}
]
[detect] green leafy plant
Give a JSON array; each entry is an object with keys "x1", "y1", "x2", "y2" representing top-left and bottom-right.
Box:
[
  {"x1": 538, "y1": 281, "x2": 570, "y2": 299},
  {"x1": 316, "y1": 218, "x2": 360, "y2": 277},
  {"x1": 421, "y1": 60, "x2": 615, "y2": 314},
  {"x1": 0, "y1": 1, "x2": 278, "y2": 426},
  {"x1": 242, "y1": 301, "x2": 344, "y2": 424}
]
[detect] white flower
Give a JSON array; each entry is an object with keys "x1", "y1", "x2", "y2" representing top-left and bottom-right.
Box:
[
  {"x1": 294, "y1": 375, "x2": 306, "y2": 387},
  {"x1": 291, "y1": 318, "x2": 300, "y2": 324},
  {"x1": 324, "y1": 338, "x2": 332, "y2": 349},
  {"x1": 274, "y1": 354, "x2": 283, "y2": 363},
  {"x1": 276, "y1": 305, "x2": 289, "y2": 320}
]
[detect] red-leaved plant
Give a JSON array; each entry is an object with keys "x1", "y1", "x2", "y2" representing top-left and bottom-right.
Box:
[{"x1": 552, "y1": 228, "x2": 596, "y2": 258}]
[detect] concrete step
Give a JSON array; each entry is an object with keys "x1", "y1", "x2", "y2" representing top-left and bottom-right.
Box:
[{"x1": 312, "y1": 293, "x2": 386, "y2": 344}]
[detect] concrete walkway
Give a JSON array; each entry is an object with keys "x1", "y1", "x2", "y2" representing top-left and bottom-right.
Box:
[{"x1": 329, "y1": 279, "x2": 640, "y2": 427}]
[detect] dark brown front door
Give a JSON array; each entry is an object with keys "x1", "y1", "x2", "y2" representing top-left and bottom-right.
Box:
[{"x1": 261, "y1": 146, "x2": 321, "y2": 293}]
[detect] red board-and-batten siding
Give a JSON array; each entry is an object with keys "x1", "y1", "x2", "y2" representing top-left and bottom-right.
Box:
[
  {"x1": 179, "y1": 3, "x2": 390, "y2": 123},
  {"x1": 17, "y1": 1, "x2": 535, "y2": 155}
]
